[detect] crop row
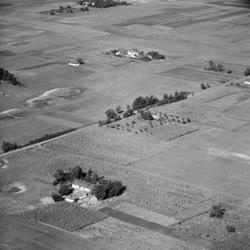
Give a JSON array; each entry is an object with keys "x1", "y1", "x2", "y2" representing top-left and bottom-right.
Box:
[
  {"x1": 18, "y1": 202, "x2": 107, "y2": 232},
  {"x1": 44, "y1": 126, "x2": 169, "y2": 165}
]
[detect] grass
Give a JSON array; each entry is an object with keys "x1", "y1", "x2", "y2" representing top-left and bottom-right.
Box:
[{"x1": 18, "y1": 202, "x2": 107, "y2": 232}]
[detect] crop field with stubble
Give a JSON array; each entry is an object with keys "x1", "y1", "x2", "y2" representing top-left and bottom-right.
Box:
[{"x1": 1, "y1": 0, "x2": 250, "y2": 249}]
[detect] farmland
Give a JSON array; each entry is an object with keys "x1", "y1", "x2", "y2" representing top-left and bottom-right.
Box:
[
  {"x1": 18, "y1": 202, "x2": 107, "y2": 232},
  {"x1": 1, "y1": 0, "x2": 250, "y2": 249}
]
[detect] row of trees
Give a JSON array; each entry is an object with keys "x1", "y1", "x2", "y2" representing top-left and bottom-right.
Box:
[
  {"x1": 0, "y1": 68, "x2": 22, "y2": 87},
  {"x1": 99, "y1": 92, "x2": 189, "y2": 126},
  {"x1": 1, "y1": 128, "x2": 77, "y2": 153},
  {"x1": 52, "y1": 166, "x2": 126, "y2": 200}
]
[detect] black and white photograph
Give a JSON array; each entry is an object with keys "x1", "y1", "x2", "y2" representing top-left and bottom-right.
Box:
[{"x1": 0, "y1": 0, "x2": 250, "y2": 249}]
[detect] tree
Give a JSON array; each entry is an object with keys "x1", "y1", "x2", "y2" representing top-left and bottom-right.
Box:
[
  {"x1": 2, "y1": 70, "x2": 9, "y2": 81},
  {"x1": 58, "y1": 183, "x2": 73, "y2": 196},
  {"x1": 70, "y1": 166, "x2": 83, "y2": 179},
  {"x1": 94, "y1": 184, "x2": 107, "y2": 200},
  {"x1": 105, "y1": 109, "x2": 117, "y2": 120},
  {"x1": 132, "y1": 96, "x2": 147, "y2": 110},
  {"x1": 1, "y1": 141, "x2": 21, "y2": 153},
  {"x1": 106, "y1": 181, "x2": 125, "y2": 198},
  {"x1": 51, "y1": 193, "x2": 64, "y2": 202},
  {"x1": 54, "y1": 169, "x2": 70, "y2": 184},
  {"x1": 244, "y1": 67, "x2": 250, "y2": 77},
  {"x1": 140, "y1": 110, "x2": 154, "y2": 120},
  {"x1": 77, "y1": 58, "x2": 84, "y2": 64}
]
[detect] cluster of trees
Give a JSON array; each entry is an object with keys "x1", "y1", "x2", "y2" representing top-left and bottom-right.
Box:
[
  {"x1": 0, "y1": 68, "x2": 22, "y2": 87},
  {"x1": 204, "y1": 60, "x2": 232, "y2": 74},
  {"x1": 1, "y1": 141, "x2": 21, "y2": 153},
  {"x1": 52, "y1": 166, "x2": 126, "y2": 201},
  {"x1": 99, "y1": 92, "x2": 188, "y2": 126},
  {"x1": 50, "y1": 5, "x2": 76, "y2": 15},
  {"x1": 244, "y1": 67, "x2": 250, "y2": 77},
  {"x1": 1, "y1": 128, "x2": 76, "y2": 153},
  {"x1": 25, "y1": 128, "x2": 76, "y2": 146},
  {"x1": 132, "y1": 92, "x2": 188, "y2": 110}
]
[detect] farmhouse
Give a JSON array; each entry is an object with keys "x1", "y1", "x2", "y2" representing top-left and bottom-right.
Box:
[{"x1": 65, "y1": 182, "x2": 91, "y2": 202}]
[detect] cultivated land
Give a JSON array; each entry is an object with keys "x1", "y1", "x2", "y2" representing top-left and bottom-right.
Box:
[{"x1": 1, "y1": 0, "x2": 250, "y2": 249}]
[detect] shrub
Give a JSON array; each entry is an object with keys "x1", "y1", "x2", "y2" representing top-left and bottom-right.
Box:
[
  {"x1": 140, "y1": 110, "x2": 154, "y2": 120},
  {"x1": 98, "y1": 119, "x2": 110, "y2": 126},
  {"x1": 244, "y1": 67, "x2": 250, "y2": 77},
  {"x1": 123, "y1": 108, "x2": 134, "y2": 118},
  {"x1": 1, "y1": 141, "x2": 21, "y2": 153},
  {"x1": 0, "y1": 68, "x2": 22, "y2": 86},
  {"x1": 51, "y1": 193, "x2": 64, "y2": 202},
  {"x1": 209, "y1": 205, "x2": 226, "y2": 218},
  {"x1": 200, "y1": 83, "x2": 207, "y2": 90},
  {"x1": 58, "y1": 184, "x2": 73, "y2": 196},
  {"x1": 77, "y1": 58, "x2": 85, "y2": 64},
  {"x1": 216, "y1": 64, "x2": 225, "y2": 72},
  {"x1": 226, "y1": 225, "x2": 236, "y2": 233},
  {"x1": 116, "y1": 105, "x2": 123, "y2": 113},
  {"x1": 50, "y1": 9, "x2": 56, "y2": 15},
  {"x1": 147, "y1": 51, "x2": 165, "y2": 60},
  {"x1": 205, "y1": 60, "x2": 225, "y2": 72}
]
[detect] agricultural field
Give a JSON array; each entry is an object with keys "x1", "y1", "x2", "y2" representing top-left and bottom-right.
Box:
[
  {"x1": 44, "y1": 125, "x2": 170, "y2": 165},
  {"x1": 77, "y1": 217, "x2": 201, "y2": 250},
  {"x1": 17, "y1": 202, "x2": 107, "y2": 232},
  {"x1": 1, "y1": 0, "x2": 250, "y2": 249}
]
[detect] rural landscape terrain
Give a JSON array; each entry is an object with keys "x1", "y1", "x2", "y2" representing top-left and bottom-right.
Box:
[{"x1": 0, "y1": 0, "x2": 250, "y2": 249}]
